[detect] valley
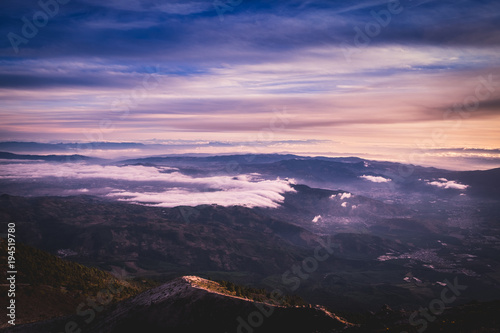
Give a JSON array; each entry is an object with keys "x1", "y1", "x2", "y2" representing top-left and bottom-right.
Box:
[{"x1": 1, "y1": 153, "x2": 499, "y2": 331}]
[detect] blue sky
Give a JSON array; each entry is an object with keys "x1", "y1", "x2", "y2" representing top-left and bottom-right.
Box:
[{"x1": 1, "y1": 0, "x2": 499, "y2": 169}]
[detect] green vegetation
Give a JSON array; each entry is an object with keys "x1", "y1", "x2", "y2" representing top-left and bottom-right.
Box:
[
  {"x1": 217, "y1": 280, "x2": 307, "y2": 307},
  {"x1": 0, "y1": 239, "x2": 152, "y2": 299},
  {"x1": 0, "y1": 239, "x2": 158, "y2": 327}
]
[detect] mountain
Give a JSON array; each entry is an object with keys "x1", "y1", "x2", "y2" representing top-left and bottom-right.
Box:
[
  {"x1": 258, "y1": 184, "x2": 412, "y2": 234},
  {"x1": 0, "y1": 240, "x2": 151, "y2": 328},
  {"x1": 0, "y1": 151, "x2": 100, "y2": 163},
  {"x1": 0, "y1": 194, "x2": 315, "y2": 276},
  {"x1": 454, "y1": 167, "x2": 500, "y2": 198},
  {"x1": 0, "y1": 150, "x2": 500, "y2": 332},
  {"x1": 3, "y1": 276, "x2": 352, "y2": 333},
  {"x1": 120, "y1": 153, "x2": 302, "y2": 166},
  {"x1": 1, "y1": 152, "x2": 500, "y2": 325},
  {"x1": 116, "y1": 153, "x2": 500, "y2": 199},
  {"x1": 3, "y1": 193, "x2": 498, "y2": 314}
]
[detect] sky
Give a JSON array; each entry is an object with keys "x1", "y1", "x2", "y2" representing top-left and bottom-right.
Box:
[{"x1": 1, "y1": 0, "x2": 499, "y2": 169}]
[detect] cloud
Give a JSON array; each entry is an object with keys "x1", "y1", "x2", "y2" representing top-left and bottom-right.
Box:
[
  {"x1": 340, "y1": 192, "x2": 352, "y2": 200},
  {"x1": 107, "y1": 187, "x2": 288, "y2": 209},
  {"x1": 74, "y1": 0, "x2": 212, "y2": 15},
  {"x1": 0, "y1": 163, "x2": 178, "y2": 181},
  {"x1": 360, "y1": 175, "x2": 392, "y2": 183},
  {"x1": 426, "y1": 178, "x2": 469, "y2": 190},
  {"x1": 155, "y1": 2, "x2": 212, "y2": 15},
  {"x1": 312, "y1": 215, "x2": 322, "y2": 223},
  {"x1": 0, "y1": 162, "x2": 295, "y2": 208},
  {"x1": 330, "y1": 192, "x2": 352, "y2": 200},
  {"x1": 1, "y1": 0, "x2": 499, "y2": 171}
]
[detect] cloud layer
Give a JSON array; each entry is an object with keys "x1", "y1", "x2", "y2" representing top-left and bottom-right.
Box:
[{"x1": 0, "y1": 162, "x2": 295, "y2": 208}]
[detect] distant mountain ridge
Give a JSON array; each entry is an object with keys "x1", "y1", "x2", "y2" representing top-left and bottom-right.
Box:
[{"x1": 0, "y1": 151, "x2": 100, "y2": 162}]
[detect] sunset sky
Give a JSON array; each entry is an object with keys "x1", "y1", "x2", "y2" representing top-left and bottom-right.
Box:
[{"x1": 1, "y1": 0, "x2": 499, "y2": 169}]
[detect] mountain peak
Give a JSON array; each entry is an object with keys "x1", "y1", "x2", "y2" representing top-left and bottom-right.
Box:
[{"x1": 5, "y1": 275, "x2": 353, "y2": 333}]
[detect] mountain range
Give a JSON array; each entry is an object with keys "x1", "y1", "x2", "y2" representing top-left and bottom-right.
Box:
[{"x1": 1, "y1": 151, "x2": 499, "y2": 331}]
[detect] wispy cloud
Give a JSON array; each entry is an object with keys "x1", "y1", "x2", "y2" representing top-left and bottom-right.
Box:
[
  {"x1": 425, "y1": 178, "x2": 469, "y2": 190},
  {"x1": 1, "y1": 0, "x2": 499, "y2": 170},
  {"x1": 360, "y1": 175, "x2": 392, "y2": 183},
  {"x1": 312, "y1": 214, "x2": 322, "y2": 223},
  {"x1": 330, "y1": 192, "x2": 352, "y2": 200}
]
